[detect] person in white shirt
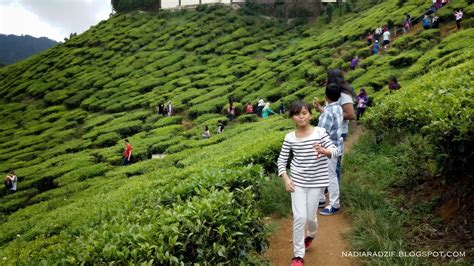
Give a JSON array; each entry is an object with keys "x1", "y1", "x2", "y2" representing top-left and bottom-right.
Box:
[
  {"x1": 455, "y1": 9, "x2": 463, "y2": 29},
  {"x1": 382, "y1": 30, "x2": 390, "y2": 50}
]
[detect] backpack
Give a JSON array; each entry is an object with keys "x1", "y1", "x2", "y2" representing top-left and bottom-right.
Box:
[{"x1": 5, "y1": 179, "x2": 12, "y2": 189}]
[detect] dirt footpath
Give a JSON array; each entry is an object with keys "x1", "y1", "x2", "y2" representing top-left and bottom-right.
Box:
[{"x1": 266, "y1": 124, "x2": 362, "y2": 266}]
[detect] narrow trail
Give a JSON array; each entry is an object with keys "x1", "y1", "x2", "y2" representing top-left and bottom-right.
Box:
[{"x1": 266, "y1": 123, "x2": 363, "y2": 266}]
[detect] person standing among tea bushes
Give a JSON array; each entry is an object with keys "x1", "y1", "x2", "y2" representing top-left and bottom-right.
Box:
[
  {"x1": 4, "y1": 170, "x2": 17, "y2": 194},
  {"x1": 123, "y1": 139, "x2": 132, "y2": 165},
  {"x1": 262, "y1": 102, "x2": 277, "y2": 119},
  {"x1": 278, "y1": 101, "x2": 339, "y2": 265},
  {"x1": 202, "y1": 126, "x2": 210, "y2": 139},
  {"x1": 257, "y1": 97, "x2": 265, "y2": 117}
]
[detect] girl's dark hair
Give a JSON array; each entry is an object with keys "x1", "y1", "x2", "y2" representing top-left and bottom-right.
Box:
[
  {"x1": 289, "y1": 101, "x2": 312, "y2": 117},
  {"x1": 389, "y1": 76, "x2": 398, "y2": 83},
  {"x1": 204, "y1": 125, "x2": 209, "y2": 130},
  {"x1": 326, "y1": 69, "x2": 356, "y2": 98}
]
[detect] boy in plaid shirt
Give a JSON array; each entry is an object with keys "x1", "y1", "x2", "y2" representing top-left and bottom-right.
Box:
[{"x1": 314, "y1": 83, "x2": 344, "y2": 215}]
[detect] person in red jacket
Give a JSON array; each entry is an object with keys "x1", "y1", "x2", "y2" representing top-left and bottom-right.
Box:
[{"x1": 123, "y1": 139, "x2": 132, "y2": 165}]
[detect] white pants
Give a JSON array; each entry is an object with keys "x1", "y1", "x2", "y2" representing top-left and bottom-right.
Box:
[
  {"x1": 319, "y1": 157, "x2": 340, "y2": 208},
  {"x1": 327, "y1": 156, "x2": 340, "y2": 208},
  {"x1": 291, "y1": 186, "x2": 325, "y2": 258}
]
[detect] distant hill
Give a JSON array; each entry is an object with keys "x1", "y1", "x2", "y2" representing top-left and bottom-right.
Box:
[{"x1": 0, "y1": 34, "x2": 57, "y2": 65}]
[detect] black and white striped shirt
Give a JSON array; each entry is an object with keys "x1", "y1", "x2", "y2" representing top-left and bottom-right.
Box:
[{"x1": 277, "y1": 127, "x2": 339, "y2": 188}]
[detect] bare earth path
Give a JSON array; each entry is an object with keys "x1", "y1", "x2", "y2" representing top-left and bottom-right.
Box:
[{"x1": 266, "y1": 123, "x2": 363, "y2": 266}]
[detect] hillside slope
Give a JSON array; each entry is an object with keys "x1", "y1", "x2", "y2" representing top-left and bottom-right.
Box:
[{"x1": 0, "y1": 0, "x2": 472, "y2": 264}]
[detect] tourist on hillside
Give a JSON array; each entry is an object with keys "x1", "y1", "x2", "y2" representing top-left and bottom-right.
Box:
[
  {"x1": 227, "y1": 102, "x2": 236, "y2": 121},
  {"x1": 279, "y1": 100, "x2": 286, "y2": 115},
  {"x1": 4, "y1": 170, "x2": 17, "y2": 194},
  {"x1": 217, "y1": 120, "x2": 225, "y2": 134},
  {"x1": 388, "y1": 77, "x2": 401, "y2": 93},
  {"x1": 405, "y1": 13, "x2": 412, "y2": 27},
  {"x1": 158, "y1": 103, "x2": 165, "y2": 115},
  {"x1": 367, "y1": 32, "x2": 373, "y2": 46},
  {"x1": 277, "y1": 101, "x2": 339, "y2": 265},
  {"x1": 423, "y1": 15, "x2": 431, "y2": 29},
  {"x1": 350, "y1": 56, "x2": 360, "y2": 70},
  {"x1": 202, "y1": 125, "x2": 210, "y2": 139},
  {"x1": 432, "y1": 15, "x2": 440, "y2": 29},
  {"x1": 257, "y1": 97, "x2": 265, "y2": 117},
  {"x1": 382, "y1": 29, "x2": 390, "y2": 50},
  {"x1": 455, "y1": 9, "x2": 463, "y2": 30},
  {"x1": 123, "y1": 139, "x2": 132, "y2": 165},
  {"x1": 374, "y1": 27, "x2": 382, "y2": 42},
  {"x1": 262, "y1": 102, "x2": 277, "y2": 119},
  {"x1": 372, "y1": 40, "x2": 380, "y2": 55},
  {"x1": 167, "y1": 101, "x2": 173, "y2": 116},
  {"x1": 245, "y1": 102, "x2": 254, "y2": 114},
  {"x1": 315, "y1": 84, "x2": 344, "y2": 216},
  {"x1": 356, "y1": 88, "x2": 369, "y2": 120},
  {"x1": 323, "y1": 69, "x2": 355, "y2": 183},
  {"x1": 402, "y1": 18, "x2": 410, "y2": 34}
]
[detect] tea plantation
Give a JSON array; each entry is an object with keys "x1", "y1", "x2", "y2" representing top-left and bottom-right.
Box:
[{"x1": 0, "y1": 0, "x2": 472, "y2": 264}]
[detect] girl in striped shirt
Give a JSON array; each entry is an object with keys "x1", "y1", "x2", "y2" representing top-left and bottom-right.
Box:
[{"x1": 277, "y1": 101, "x2": 339, "y2": 266}]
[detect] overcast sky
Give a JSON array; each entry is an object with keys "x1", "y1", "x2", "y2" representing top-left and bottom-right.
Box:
[
  {"x1": 0, "y1": 0, "x2": 235, "y2": 42},
  {"x1": 0, "y1": 0, "x2": 112, "y2": 42}
]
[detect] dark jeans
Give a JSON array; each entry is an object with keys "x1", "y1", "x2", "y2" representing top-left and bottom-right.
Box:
[
  {"x1": 257, "y1": 106, "x2": 263, "y2": 117},
  {"x1": 123, "y1": 157, "x2": 130, "y2": 165},
  {"x1": 357, "y1": 108, "x2": 366, "y2": 120}
]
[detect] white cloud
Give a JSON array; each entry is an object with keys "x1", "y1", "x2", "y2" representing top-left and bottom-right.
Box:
[{"x1": 0, "y1": 0, "x2": 111, "y2": 42}]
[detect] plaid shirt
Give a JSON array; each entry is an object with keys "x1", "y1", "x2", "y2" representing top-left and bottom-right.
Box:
[{"x1": 318, "y1": 102, "x2": 344, "y2": 154}]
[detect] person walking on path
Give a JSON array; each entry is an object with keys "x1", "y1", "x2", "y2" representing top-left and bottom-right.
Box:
[
  {"x1": 4, "y1": 171, "x2": 17, "y2": 194},
  {"x1": 324, "y1": 69, "x2": 355, "y2": 183},
  {"x1": 372, "y1": 40, "x2": 380, "y2": 55},
  {"x1": 455, "y1": 9, "x2": 463, "y2": 30},
  {"x1": 262, "y1": 102, "x2": 277, "y2": 119},
  {"x1": 277, "y1": 101, "x2": 339, "y2": 266},
  {"x1": 123, "y1": 139, "x2": 132, "y2": 165},
  {"x1": 367, "y1": 32, "x2": 373, "y2": 46},
  {"x1": 382, "y1": 29, "x2": 390, "y2": 50},
  {"x1": 257, "y1": 97, "x2": 265, "y2": 117},
  {"x1": 356, "y1": 88, "x2": 369, "y2": 120},
  {"x1": 423, "y1": 15, "x2": 431, "y2": 29},
  {"x1": 314, "y1": 84, "x2": 344, "y2": 216},
  {"x1": 432, "y1": 15, "x2": 440, "y2": 29}
]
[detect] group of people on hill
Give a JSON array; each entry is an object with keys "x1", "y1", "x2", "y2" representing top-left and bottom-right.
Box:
[
  {"x1": 279, "y1": 69, "x2": 358, "y2": 265},
  {"x1": 157, "y1": 101, "x2": 174, "y2": 116},
  {"x1": 278, "y1": 68, "x2": 403, "y2": 265},
  {"x1": 202, "y1": 120, "x2": 225, "y2": 139},
  {"x1": 367, "y1": 25, "x2": 391, "y2": 55},
  {"x1": 423, "y1": 1, "x2": 464, "y2": 30}
]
